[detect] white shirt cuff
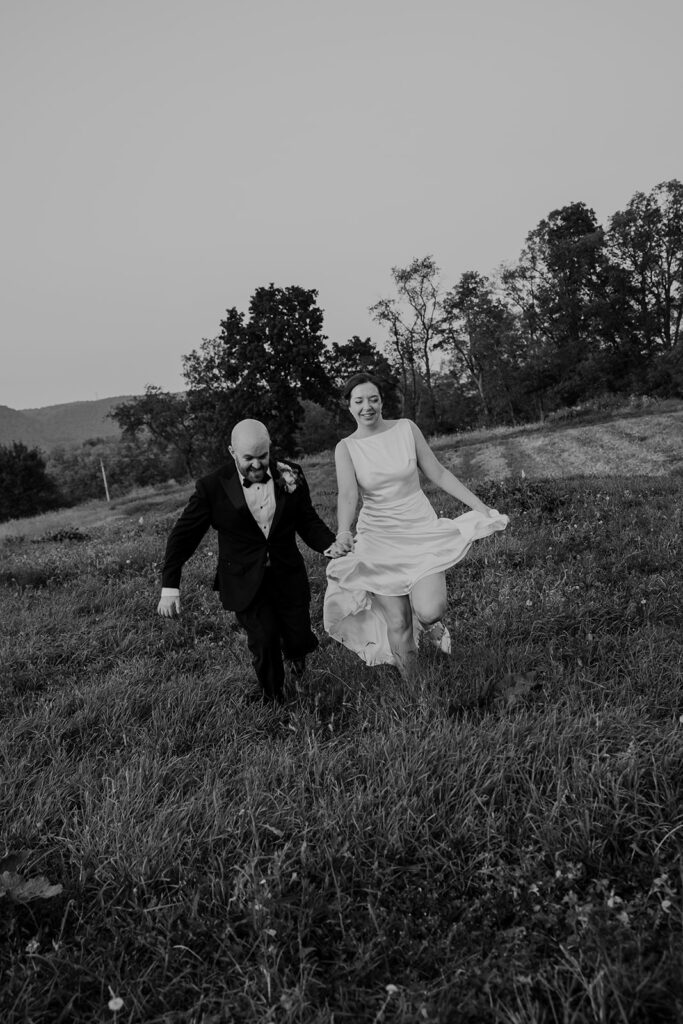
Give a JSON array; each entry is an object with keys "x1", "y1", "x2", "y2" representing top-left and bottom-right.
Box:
[{"x1": 161, "y1": 588, "x2": 180, "y2": 596}]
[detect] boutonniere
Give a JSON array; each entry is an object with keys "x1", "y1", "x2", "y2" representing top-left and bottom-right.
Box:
[{"x1": 275, "y1": 461, "x2": 304, "y2": 493}]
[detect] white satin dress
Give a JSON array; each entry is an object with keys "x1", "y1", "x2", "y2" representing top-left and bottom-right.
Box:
[{"x1": 323, "y1": 419, "x2": 508, "y2": 666}]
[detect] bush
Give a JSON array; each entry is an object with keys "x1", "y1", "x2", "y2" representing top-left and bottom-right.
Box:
[{"x1": 0, "y1": 442, "x2": 63, "y2": 523}]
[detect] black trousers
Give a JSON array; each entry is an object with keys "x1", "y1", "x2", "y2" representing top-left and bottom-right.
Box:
[{"x1": 234, "y1": 569, "x2": 318, "y2": 700}]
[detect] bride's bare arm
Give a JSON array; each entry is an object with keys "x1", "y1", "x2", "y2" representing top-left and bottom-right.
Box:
[
  {"x1": 335, "y1": 440, "x2": 359, "y2": 536},
  {"x1": 409, "y1": 421, "x2": 492, "y2": 515}
]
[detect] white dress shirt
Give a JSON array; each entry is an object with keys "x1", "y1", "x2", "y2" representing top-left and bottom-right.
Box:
[
  {"x1": 161, "y1": 473, "x2": 277, "y2": 597},
  {"x1": 242, "y1": 474, "x2": 276, "y2": 537}
]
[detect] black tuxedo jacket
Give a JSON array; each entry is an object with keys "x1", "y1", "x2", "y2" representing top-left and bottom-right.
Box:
[{"x1": 161, "y1": 457, "x2": 335, "y2": 612}]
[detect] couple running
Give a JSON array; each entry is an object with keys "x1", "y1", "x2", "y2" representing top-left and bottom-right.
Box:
[{"x1": 158, "y1": 372, "x2": 508, "y2": 703}]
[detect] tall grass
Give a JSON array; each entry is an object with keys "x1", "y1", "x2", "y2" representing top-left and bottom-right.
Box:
[{"x1": 1, "y1": 472, "x2": 682, "y2": 1023}]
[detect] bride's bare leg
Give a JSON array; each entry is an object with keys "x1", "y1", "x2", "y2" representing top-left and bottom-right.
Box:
[
  {"x1": 372, "y1": 593, "x2": 417, "y2": 679},
  {"x1": 411, "y1": 573, "x2": 448, "y2": 626},
  {"x1": 411, "y1": 573, "x2": 450, "y2": 651}
]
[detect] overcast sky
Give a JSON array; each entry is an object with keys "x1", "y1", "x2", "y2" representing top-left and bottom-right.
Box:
[{"x1": 2, "y1": 0, "x2": 682, "y2": 410}]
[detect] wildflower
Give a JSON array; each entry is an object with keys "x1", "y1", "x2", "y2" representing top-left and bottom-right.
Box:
[
  {"x1": 386, "y1": 984, "x2": 399, "y2": 995},
  {"x1": 108, "y1": 995, "x2": 124, "y2": 1013}
]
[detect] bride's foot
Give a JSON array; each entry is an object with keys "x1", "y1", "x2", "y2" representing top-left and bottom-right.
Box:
[{"x1": 424, "y1": 620, "x2": 451, "y2": 654}]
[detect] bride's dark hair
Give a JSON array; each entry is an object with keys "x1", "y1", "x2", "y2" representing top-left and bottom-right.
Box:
[{"x1": 340, "y1": 372, "x2": 384, "y2": 404}]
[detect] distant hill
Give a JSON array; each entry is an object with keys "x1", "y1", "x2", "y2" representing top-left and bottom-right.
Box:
[
  {"x1": 0, "y1": 406, "x2": 47, "y2": 448},
  {"x1": 0, "y1": 396, "x2": 136, "y2": 450}
]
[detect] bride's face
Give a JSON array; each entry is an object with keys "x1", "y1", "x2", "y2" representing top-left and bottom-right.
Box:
[{"x1": 349, "y1": 383, "x2": 382, "y2": 428}]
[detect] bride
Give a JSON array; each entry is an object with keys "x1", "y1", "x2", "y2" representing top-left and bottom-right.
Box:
[{"x1": 324, "y1": 373, "x2": 509, "y2": 679}]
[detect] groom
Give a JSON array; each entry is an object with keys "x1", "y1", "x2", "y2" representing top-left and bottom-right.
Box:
[{"x1": 157, "y1": 418, "x2": 339, "y2": 704}]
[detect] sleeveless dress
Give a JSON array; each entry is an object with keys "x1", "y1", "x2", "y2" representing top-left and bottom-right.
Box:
[{"x1": 323, "y1": 419, "x2": 508, "y2": 666}]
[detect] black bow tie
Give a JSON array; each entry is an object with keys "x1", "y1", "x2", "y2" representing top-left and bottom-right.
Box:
[{"x1": 242, "y1": 473, "x2": 270, "y2": 488}]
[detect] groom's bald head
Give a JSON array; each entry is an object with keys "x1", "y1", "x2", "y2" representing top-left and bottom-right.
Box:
[
  {"x1": 231, "y1": 419, "x2": 270, "y2": 451},
  {"x1": 229, "y1": 419, "x2": 271, "y2": 483}
]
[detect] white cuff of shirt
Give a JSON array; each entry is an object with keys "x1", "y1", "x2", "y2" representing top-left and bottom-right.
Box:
[{"x1": 161, "y1": 588, "x2": 180, "y2": 596}]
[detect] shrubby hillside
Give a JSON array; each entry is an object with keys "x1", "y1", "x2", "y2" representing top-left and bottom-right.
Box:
[
  {"x1": 0, "y1": 396, "x2": 133, "y2": 449},
  {"x1": 0, "y1": 406, "x2": 46, "y2": 448}
]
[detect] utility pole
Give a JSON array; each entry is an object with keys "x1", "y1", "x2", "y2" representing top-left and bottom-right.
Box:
[{"x1": 100, "y1": 459, "x2": 110, "y2": 502}]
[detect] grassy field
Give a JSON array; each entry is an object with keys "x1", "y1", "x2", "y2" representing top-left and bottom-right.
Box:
[{"x1": 1, "y1": 411, "x2": 682, "y2": 1023}]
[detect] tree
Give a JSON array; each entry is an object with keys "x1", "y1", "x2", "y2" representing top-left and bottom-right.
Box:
[
  {"x1": 322, "y1": 336, "x2": 392, "y2": 388},
  {"x1": 370, "y1": 256, "x2": 442, "y2": 426},
  {"x1": 183, "y1": 284, "x2": 333, "y2": 457},
  {"x1": 0, "y1": 443, "x2": 62, "y2": 522},
  {"x1": 438, "y1": 271, "x2": 524, "y2": 423},
  {"x1": 321, "y1": 336, "x2": 401, "y2": 418},
  {"x1": 501, "y1": 202, "x2": 611, "y2": 413},
  {"x1": 110, "y1": 386, "x2": 203, "y2": 476},
  {"x1": 607, "y1": 180, "x2": 683, "y2": 392},
  {"x1": 430, "y1": 372, "x2": 481, "y2": 433}
]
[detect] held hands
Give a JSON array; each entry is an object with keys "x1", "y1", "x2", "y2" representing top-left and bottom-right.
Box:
[
  {"x1": 157, "y1": 594, "x2": 180, "y2": 618},
  {"x1": 325, "y1": 531, "x2": 354, "y2": 558},
  {"x1": 326, "y1": 541, "x2": 348, "y2": 558}
]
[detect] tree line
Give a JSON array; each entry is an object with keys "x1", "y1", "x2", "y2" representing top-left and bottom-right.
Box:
[
  {"x1": 372, "y1": 180, "x2": 683, "y2": 427},
  {"x1": 2, "y1": 179, "x2": 681, "y2": 521},
  {"x1": 112, "y1": 179, "x2": 682, "y2": 472}
]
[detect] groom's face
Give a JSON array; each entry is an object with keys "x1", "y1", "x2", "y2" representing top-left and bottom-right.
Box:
[{"x1": 230, "y1": 440, "x2": 270, "y2": 483}]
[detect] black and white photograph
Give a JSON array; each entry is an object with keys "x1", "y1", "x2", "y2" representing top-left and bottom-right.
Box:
[{"x1": 1, "y1": 1, "x2": 682, "y2": 1020}]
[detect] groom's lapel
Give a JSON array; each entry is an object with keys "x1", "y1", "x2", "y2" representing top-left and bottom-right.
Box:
[{"x1": 220, "y1": 462, "x2": 248, "y2": 513}]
